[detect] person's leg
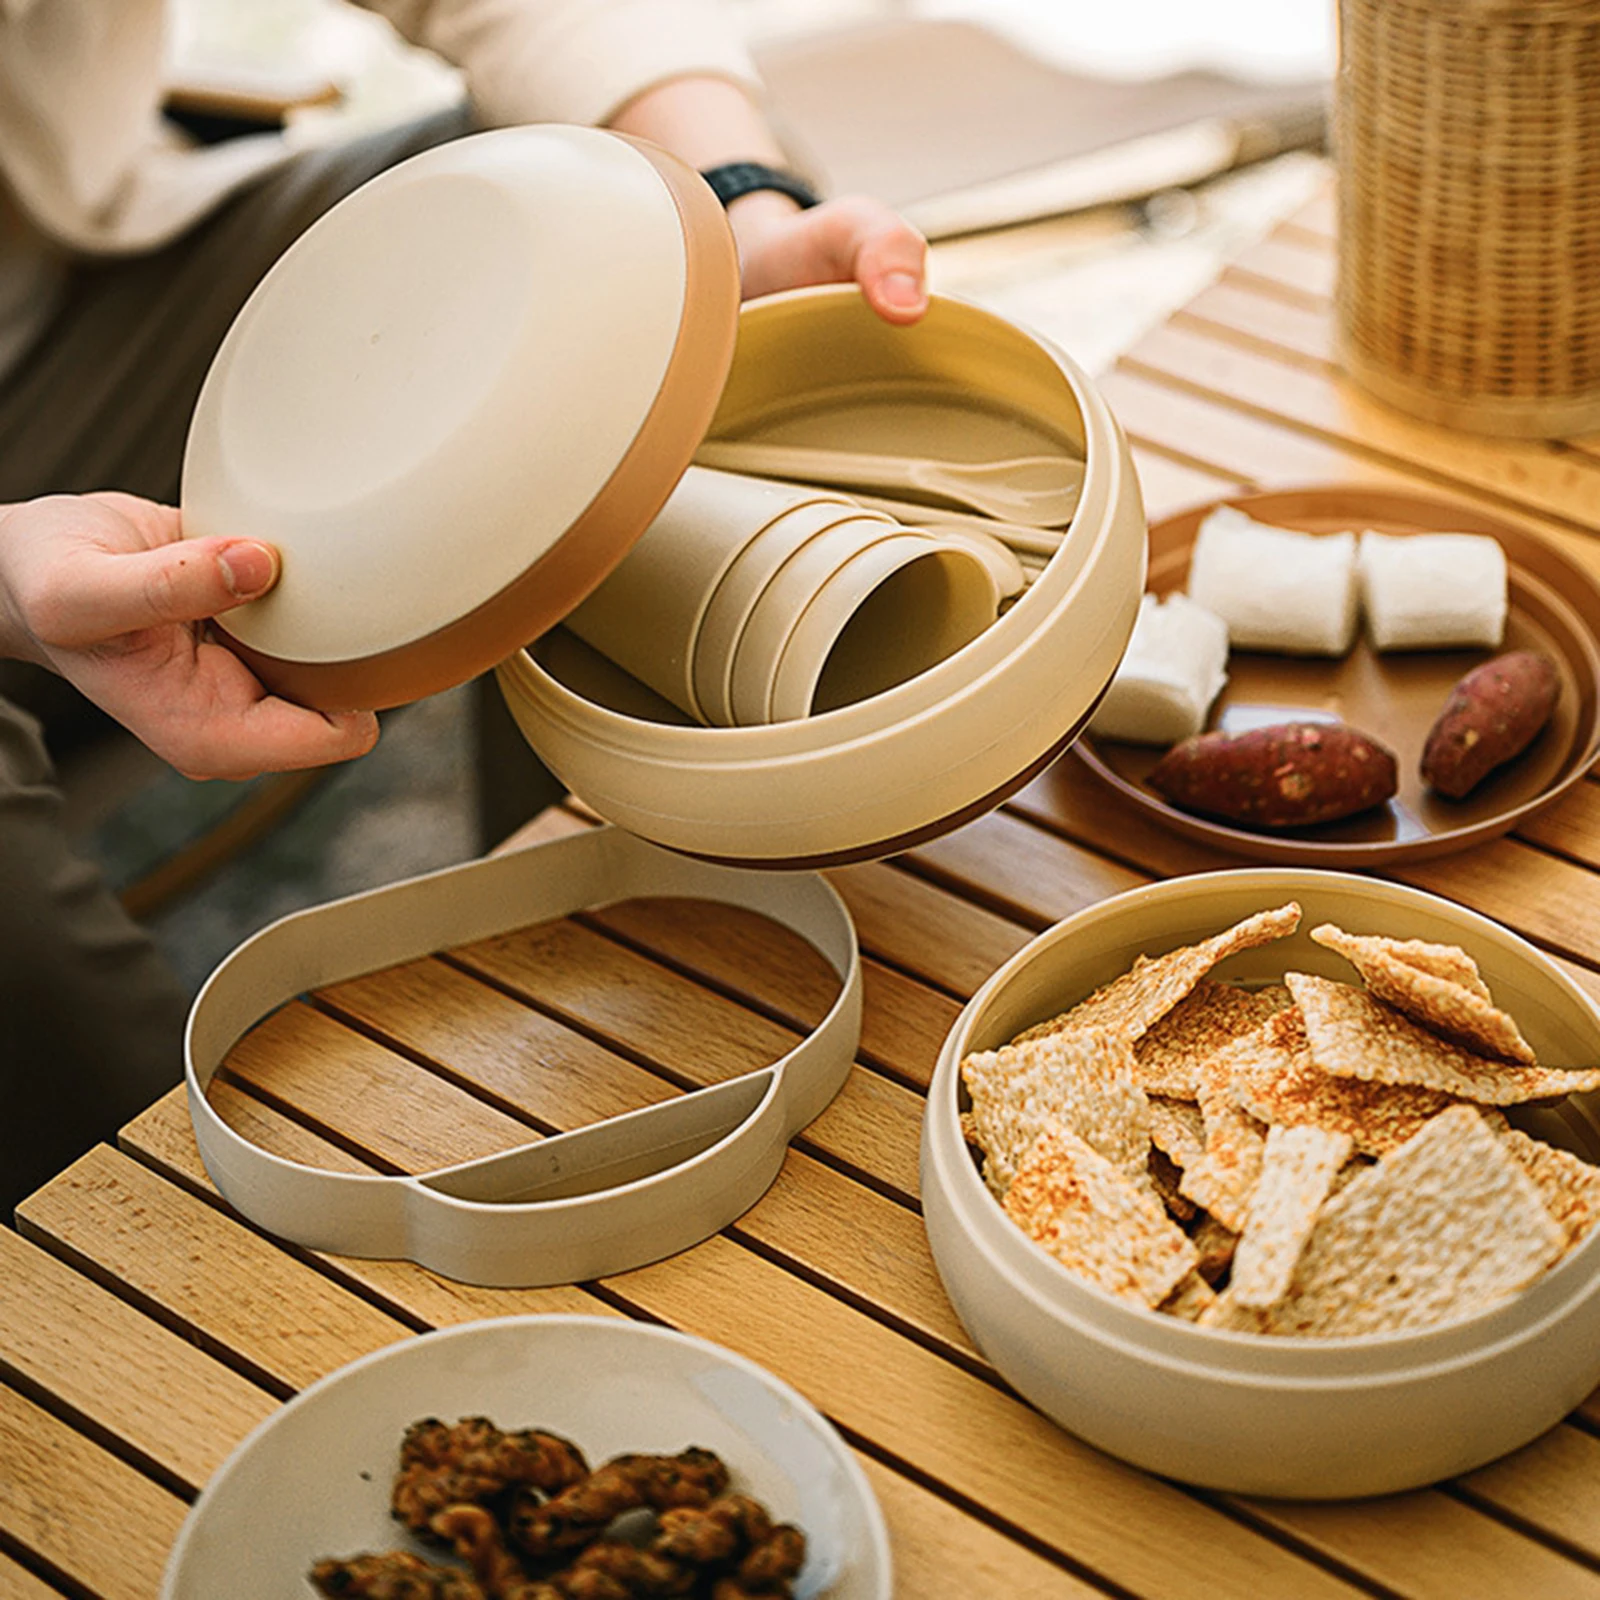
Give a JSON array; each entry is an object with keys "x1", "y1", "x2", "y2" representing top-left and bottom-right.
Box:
[
  {"x1": 0, "y1": 695, "x2": 189, "y2": 1215},
  {"x1": 0, "y1": 106, "x2": 486, "y2": 1215}
]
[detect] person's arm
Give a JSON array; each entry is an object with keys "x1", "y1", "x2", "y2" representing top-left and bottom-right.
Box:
[
  {"x1": 605, "y1": 74, "x2": 927, "y2": 324},
  {"x1": 0, "y1": 493, "x2": 377, "y2": 780},
  {"x1": 360, "y1": 0, "x2": 928, "y2": 322}
]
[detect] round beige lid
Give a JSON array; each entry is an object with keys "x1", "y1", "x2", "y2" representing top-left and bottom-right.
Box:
[{"x1": 180, "y1": 125, "x2": 740, "y2": 711}]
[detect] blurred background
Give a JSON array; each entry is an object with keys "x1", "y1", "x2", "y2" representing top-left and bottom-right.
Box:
[{"x1": 75, "y1": 0, "x2": 1335, "y2": 991}]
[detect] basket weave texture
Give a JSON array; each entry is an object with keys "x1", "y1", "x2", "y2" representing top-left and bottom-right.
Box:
[{"x1": 1336, "y1": 0, "x2": 1600, "y2": 437}]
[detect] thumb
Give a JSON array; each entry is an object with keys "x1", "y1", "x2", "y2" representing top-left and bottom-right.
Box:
[{"x1": 40, "y1": 537, "x2": 281, "y2": 648}]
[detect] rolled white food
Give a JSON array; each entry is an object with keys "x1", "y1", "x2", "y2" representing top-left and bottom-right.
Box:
[
  {"x1": 1187, "y1": 505, "x2": 1359, "y2": 655},
  {"x1": 1358, "y1": 530, "x2": 1507, "y2": 651},
  {"x1": 1089, "y1": 592, "x2": 1230, "y2": 745}
]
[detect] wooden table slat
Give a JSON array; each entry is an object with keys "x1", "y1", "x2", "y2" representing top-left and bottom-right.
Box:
[
  {"x1": 0, "y1": 1382, "x2": 187, "y2": 1600},
  {"x1": 20, "y1": 1147, "x2": 1351, "y2": 1597},
  {"x1": 16, "y1": 1149, "x2": 412, "y2": 1396},
  {"x1": 0, "y1": 1549, "x2": 69, "y2": 1600},
  {"x1": 1220, "y1": 230, "x2": 1337, "y2": 304},
  {"x1": 0, "y1": 1227, "x2": 276, "y2": 1497},
  {"x1": 1119, "y1": 321, "x2": 1600, "y2": 535},
  {"x1": 1241, "y1": 1487, "x2": 1600, "y2": 1600}
]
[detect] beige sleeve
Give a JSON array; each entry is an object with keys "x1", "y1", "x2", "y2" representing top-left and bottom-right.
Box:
[{"x1": 361, "y1": 0, "x2": 763, "y2": 129}]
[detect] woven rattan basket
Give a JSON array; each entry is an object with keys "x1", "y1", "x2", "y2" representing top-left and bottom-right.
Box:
[{"x1": 1336, "y1": 0, "x2": 1600, "y2": 437}]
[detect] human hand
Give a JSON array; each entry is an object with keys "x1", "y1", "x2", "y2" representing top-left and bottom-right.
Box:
[
  {"x1": 0, "y1": 492, "x2": 378, "y2": 780},
  {"x1": 727, "y1": 189, "x2": 929, "y2": 324}
]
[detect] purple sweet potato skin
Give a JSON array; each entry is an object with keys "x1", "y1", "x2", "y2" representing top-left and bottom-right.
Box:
[
  {"x1": 1148, "y1": 721, "x2": 1399, "y2": 828},
  {"x1": 1421, "y1": 650, "x2": 1560, "y2": 799}
]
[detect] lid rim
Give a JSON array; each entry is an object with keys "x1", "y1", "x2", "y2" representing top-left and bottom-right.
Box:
[{"x1": 213, "y1": 133, "x2": 741, "y2": 713}]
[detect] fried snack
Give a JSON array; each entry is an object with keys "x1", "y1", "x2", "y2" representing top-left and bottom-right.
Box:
[
  {"x1": 1014, "y1": 903, "x2": 1301, "y2": 1048},
  {"x1": 1310, "y1": 922, "x2": 1534, "y2": 1064},
  {"x1": 1243, "y1": 1107, "x2": 1564, "y2": 1337},
  {"x1": 1003, "y1": 1125, "x2": 1198, "y2": 1306},
  {"x1": 960, "y1": 1025, "x2": 1150, "y2": 1197},
  {"x1": 655, "y1": 1495, "x2": 804, "y2": 1595},
  {"x1": 1228, "y1": 1126, "x2": 1352, "y2": 1310},
  {"x1": 394, "y1": 1418, "x2": 589, "y2": 1535},
  {"x1": 1133, "y1": 977, "x2": 1293, "y2": 1098},
  {"x1": 1158, "y1": 1270, "x2": 1219, "y2": 1322},
  {"x1": 1147, "y1": 1145, "x2": 1196, "y2": 1220},
  {"x1": 1179, "y1": 1043, "x2": 1274, "y2": 1232},
  {"x1": 310, "y1": 1552, "x2": 488, "y2": 1599},
  {"x1": 1494, "y1": 1127, "x2": 1600, "y2": 1253},
  {"x1": 1287, "y1": 972, "x2": 1600, "y2": 1104},
  {"x1": 556, "y1": 1541, "x2": 694, "y2": 1598},
  {"x1": 511, "y1": 1449, "x2": 730, "y2": 1560},
  {"x1": 966, "y1": 902, "x2": 1600, "y2": 1339},
  {"x1": 1147, "y1": 1096, "x2": 1206, "y2": 1169},
  {"x1": 431, "y1": 1505, "x2": 559, "y2": 1600},
  {"x1": 1228, "y1": 1006, "x2": 1454, "y2": 1156}
]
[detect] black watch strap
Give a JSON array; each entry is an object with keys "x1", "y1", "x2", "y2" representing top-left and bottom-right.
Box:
[{"x1": 699, "y1": 161, "x2": 821, "y2": 210}]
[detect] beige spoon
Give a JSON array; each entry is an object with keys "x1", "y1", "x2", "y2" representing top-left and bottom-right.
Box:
[{"x1": 694, "y1": 439, "x2": 1084, "y2": 527}]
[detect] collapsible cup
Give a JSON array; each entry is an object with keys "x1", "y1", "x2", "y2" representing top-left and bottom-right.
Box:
[
  {"x1": 692, "y1": 498, "x2": 869, "y2": 725},
  {"x1": 727, "y1": 514, "x2": 908, "y2": 725},
  {"x1": 767, "y1": 534, "x2": 999, "y2": 722},
  {"x1": 562, "y1": 466, "x2": 823, "y2": 722}
]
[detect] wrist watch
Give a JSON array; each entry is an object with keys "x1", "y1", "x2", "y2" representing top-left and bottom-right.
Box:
[{"x1": 698, "y1": 161, "x2": 821, "y2": 210}]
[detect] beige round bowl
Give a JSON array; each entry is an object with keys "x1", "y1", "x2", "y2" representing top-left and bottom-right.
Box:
[
  {"x1": 498, "y1": 286, "x2": 1146, "y2": 867},
  {"x1": 921, "y1": 869, "x2": 1600, "y2": 1498}
]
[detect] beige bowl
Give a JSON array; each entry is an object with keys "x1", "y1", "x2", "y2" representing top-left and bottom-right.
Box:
[
  {"x1": 498, "y1": 286, "x2": 1147, "y2": 867},
  {"x1": 921, "y1": 868, "x2": 1600, "y2": 1498}
]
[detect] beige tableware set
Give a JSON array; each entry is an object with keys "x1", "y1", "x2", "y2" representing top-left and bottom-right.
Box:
[{"x1": 169, "y1": 123, "x2": 1600, "y2": 1500}]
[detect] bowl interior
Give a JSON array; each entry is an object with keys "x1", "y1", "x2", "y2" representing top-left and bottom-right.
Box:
[{"x1": 163, "y1": 1316, "x2": 890, "y2": 1600}]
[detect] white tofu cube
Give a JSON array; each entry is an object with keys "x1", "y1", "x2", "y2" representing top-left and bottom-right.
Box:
[
  {"x1": 1089, "y1": 592, "x2": 1230, "y2": 745},
  {"x1": 1358, "y1": 530, "x2": 1507, "y2": 651},
  {"x1": 1187, "y1": 506, "x2": 1359, "y2": 656}
]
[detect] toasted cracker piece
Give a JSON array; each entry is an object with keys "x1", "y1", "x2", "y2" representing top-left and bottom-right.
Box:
[
  {"x1": 1311, "y1": 923, "x2": 1532, "y2": 1064},
  {"x1": 1149, "y1": 1096, "x2": 1206, "y2": 1169},
  {"x1": 961, "y1": 1026, "x2": 1150, "y2": 1197},
  {"x1": 1230, "y1": 1006, "x2": 1454, "y2": 1155},
  {"x1": 1159, "y1": 1270, "x2": 1218, "y2": 1321},
  {"x1": 1197, "y1": 1288, "x2": 1270, "y2": 1333},
  {"x1": 1003, "y1": 1126, "x2": 1200, "y2": 1306},
  {"x1": 1254, "y1": 1106, "x2": 1565, "y2": 1337},
  {"x1": 1189, "y1": 1212, "x2": 1240, "y2": 1282},
  {"x1": 1147, "y1": 1146, "x2": 1197, "y2": 1221},
  {"x1": 1494, "y1": 1127, "x2": 1600, "y2": 1252},
  {"x1": 1229, "y1": 1125, "x2": 1353, "y2": 1309},
  {"x1": 1317, "y1": 927, "x2": 1491, "y2": 999},
  {"x1": 1133, "y1": 978, "x2": 1294, "y2": 1097},
  {"x1": 1014, "y1": 903, "x2": 1302, "y2": 1048},
  {"x1": 1174, "y1": 1022, "x2": 1283, "y2": 1230},
  {"x1": 1287, "y1": 972, "x2": 1600, "y2": 1104}
]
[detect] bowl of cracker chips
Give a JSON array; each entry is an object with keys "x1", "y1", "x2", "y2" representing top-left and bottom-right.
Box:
[{"x1": 921, "y1": 869, "x2": 1600, "y2": 1498}]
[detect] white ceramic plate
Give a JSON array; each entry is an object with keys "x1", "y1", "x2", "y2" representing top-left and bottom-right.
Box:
[{"x1": 162, "y1": 1316, "x2": 891, "y2": 1599}]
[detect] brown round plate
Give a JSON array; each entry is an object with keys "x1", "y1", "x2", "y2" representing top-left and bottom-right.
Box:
[{"x1": 1074, "y1": 487, "x2": 1600, "y2": 865}]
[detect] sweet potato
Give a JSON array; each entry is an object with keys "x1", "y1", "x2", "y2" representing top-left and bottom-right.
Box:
[
  {"x1": 1420, "y1": 650, "x2": 1559, "y2": 799},
  {"x1": 1148, "y1": 722, "x2": 1398, "y2": 829}
]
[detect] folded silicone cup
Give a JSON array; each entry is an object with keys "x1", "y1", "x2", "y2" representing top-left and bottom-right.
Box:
[
  {"x1": 769, "y1": 535, "x2": 1000, "y2": 723},
  {"x1": 727, "y1": 515, "x2": 912, "y2": 726},
  {"x1": 562, "y1": 467, "x2": 829, "y2": 721},
  {"x1": 694, "y1": 501, "x2": 890, "y2": 725}
]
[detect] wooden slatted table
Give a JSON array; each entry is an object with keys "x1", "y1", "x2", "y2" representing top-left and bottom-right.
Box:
[{"x1": 9, "y1": 179, "x2": 1600, "y2": 1600}]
